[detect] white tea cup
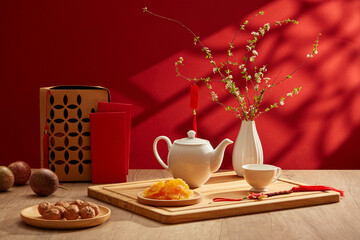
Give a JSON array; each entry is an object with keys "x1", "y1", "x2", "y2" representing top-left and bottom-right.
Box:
[{"x1": 242, "y1": 164, "x2": 282, "y2": 192}]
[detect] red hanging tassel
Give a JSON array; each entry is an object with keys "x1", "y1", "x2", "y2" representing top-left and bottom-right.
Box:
[
  {"x1": 43, "y1": 126, "x2": 49, "y2": 169},
  {"x1": 190, "y1": 84, "x2": 199, "y2": 137},
  {"x1": 292, "y1": 185, "x2": 345, "y2": 197},
  {"x1": 43, "y1": 90, "x2": 52, "y2": 169},
  {"x1": 190, "y1": 84, "x2": 199, "y2": 109}
]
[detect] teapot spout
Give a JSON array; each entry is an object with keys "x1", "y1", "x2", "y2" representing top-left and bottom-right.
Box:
[{"x1": 210, "y1": 138, "x2": 233, "y2": 172}]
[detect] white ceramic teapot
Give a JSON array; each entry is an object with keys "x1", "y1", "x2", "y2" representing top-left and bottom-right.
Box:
[{"x1": 153, "y1": 130, "x2": 233, "y2": 188}]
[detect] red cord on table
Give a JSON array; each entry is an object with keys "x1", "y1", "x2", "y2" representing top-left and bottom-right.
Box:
[
  {"x1": 291, "y1": 185, "x2": 344, "y2": 197},
  {"x1": 213, "y1": 185, "x2": 344, "y2": 202}
]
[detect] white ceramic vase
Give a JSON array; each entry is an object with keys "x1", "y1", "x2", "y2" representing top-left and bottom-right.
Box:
[{"x1": 232, "y1": 120, "x2": 263, "y2": 177}]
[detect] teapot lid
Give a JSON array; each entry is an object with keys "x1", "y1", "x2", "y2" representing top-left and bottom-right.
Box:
[{"x1": 173, "y1": 130, "x2": 209, "y2": 145}]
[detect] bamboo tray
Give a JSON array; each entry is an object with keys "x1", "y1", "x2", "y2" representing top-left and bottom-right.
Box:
[{"x1": 88, "y1": 171, "x2": 340, "y2": 224}]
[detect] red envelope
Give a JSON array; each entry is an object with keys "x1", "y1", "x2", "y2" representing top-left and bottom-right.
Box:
[
  {"x1": 98, "y1": 102, "x2": 132, "y2": 174},
  {"x1": 90, "y1": 112, "x2": 127, "y2": 184}
]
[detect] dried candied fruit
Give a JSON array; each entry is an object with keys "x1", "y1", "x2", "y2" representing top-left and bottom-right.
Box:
[
  {"x1": 143, "y1": 178, "x2": 193, "y2": 200},
  {"x1": 143, "y1": 180, "x2": 165, "y2": 197}
]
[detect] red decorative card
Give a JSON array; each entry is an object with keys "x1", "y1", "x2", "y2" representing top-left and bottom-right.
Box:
[
  {"x1": 98, "y1": 102, "x2": 132, "y2": 174},
  {"x1": 90, "y1": 112, "x2": 127, "y2": 184}
]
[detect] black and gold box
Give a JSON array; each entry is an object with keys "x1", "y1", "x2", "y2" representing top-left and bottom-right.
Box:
[{"x1": 40, "y1": 86, "x2": 110, "y2": 181}]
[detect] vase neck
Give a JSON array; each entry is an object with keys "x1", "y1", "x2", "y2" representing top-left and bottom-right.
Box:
[
  {"x1": 240, "y1": 120, "x2": 257, "y2": 131},
  {"x1": 241, "y1": 120, "x2": 256, "y2": 125}
]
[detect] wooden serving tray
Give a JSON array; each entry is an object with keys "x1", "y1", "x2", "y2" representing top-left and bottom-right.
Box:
[{"x1": 88, "y1": 171, "x2": 340, "y2": 224}]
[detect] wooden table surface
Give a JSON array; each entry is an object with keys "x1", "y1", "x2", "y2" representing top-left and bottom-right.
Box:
[{"x1": 0, "y1": 170, "x2": 359, "y2": 240}]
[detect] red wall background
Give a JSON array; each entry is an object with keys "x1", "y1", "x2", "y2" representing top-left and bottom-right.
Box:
[{"x1": 1, "y1": 0, "x2": 359, "y2": 170}]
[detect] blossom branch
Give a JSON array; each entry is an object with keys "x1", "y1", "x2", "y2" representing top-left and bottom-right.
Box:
[{"x1": 143, "y1": 7, "x2": 321, "y2": 121}]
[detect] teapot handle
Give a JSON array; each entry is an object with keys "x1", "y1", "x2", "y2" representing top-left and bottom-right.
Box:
[{"x1": 153, "y1": 136, "x2": 172, "y2": 170}]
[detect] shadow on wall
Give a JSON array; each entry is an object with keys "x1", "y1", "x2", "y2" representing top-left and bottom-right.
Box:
[
  {"x1": 127, "y1": 0, "x2": 360, "y2": 169},
  {"x1": 118, "y1": 0, "x2": 274, "y2": 128},
  {"x1": 322, "y1": 125, "x2": 360, "y2": 169}
]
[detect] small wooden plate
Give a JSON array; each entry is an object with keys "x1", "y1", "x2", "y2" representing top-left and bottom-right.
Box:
[
  {"x1": 20, "y1": 205, "x2": 111, "y2": 229},
  {"x1": 137, "y1": 191, "x2": 202, "y2": 207}
]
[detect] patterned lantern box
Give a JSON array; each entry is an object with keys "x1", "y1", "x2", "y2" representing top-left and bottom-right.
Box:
[{"x1": 40, "y1": 86, "x2": 110, "y2": 181}]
